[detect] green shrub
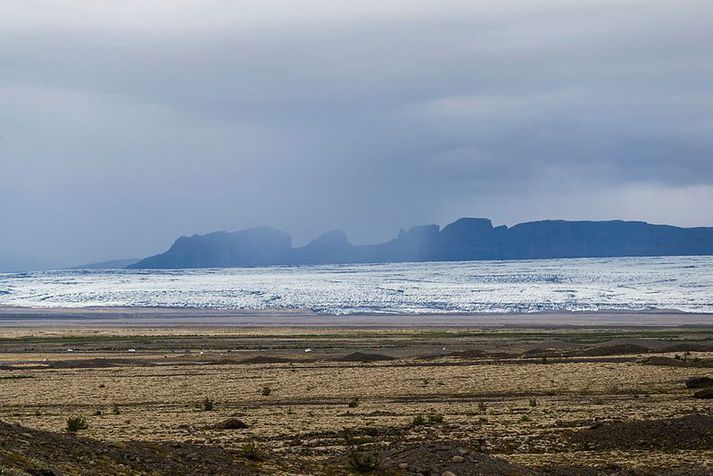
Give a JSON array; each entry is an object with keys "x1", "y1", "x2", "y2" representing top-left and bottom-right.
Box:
[
  {"x1": 411, "y1": 414, "x2": 427, "y2": 426},
  {"x1": 411, "y1": 413, "x2": 444, "y2": 426},
  {"x1": 202, "y1": 397, "x2": 215, "y2": 411},
  {"x1": 348, "y1": 397, "x2": 359, "y2": 408},
  {"x1": 239, "y1": 440, "x2": 266, "y2": 461},
  {"x1": 261, "y1": 386, "x2": 272, "y2": 396},
  {"x1": 66, "y1": 416, "x2": 88, "y2": 432},
  {"x1": 427, "y1": 413, "x2": 444, "y2": 424}
]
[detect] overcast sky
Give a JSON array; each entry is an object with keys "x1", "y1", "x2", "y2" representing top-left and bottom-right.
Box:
[{"x1": 1, "y1": 0, "x2": 713, "y2": 266}]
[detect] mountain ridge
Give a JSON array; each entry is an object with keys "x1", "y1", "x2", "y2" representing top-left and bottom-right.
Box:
[{"x1": 128, "y1": 218, "x2": 713, "y2": 269}]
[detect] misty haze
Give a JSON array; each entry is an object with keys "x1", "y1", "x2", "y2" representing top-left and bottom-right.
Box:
[{"x1": 2, "y1": 1, "x2": 713, "y2": 269}]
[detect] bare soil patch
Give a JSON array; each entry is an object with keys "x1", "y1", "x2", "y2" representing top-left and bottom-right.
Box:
[
  {"x1": 337, "y1": 351, "x2": 396, "y2": 362},
  {"x1": 381, "y1": 442, "x2": 531, "y2": 475},
  {"x1": 0, "y1": 420, "x2": 258, "y2": 475},
  {"x1": 568, "y1": 414, "x2": 713, "y2": 451}
]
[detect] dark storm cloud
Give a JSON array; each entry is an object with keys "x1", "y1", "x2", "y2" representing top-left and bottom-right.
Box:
[{"x1": 1, "y1": 1, "x2": 712, "y2": 266}]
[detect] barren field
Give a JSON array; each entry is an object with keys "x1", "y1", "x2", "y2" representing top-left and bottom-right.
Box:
[{"x1": 2, "y1": 324, "x2": 713, "y2": 475}]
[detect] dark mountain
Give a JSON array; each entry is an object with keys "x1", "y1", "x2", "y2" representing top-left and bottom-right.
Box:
[
  {"x1": 128, "y1": 218, "x2": 713, "y2": 269},
  {"x1": 132, "y1": 226, "x2": 292, "y2": 269},
  {"x1": 297, "y1": 231, "x2": 356, "y2": 264}
]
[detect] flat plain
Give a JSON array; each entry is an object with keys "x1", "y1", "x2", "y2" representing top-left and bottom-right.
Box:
[{"x1": 1, "y1": 320, "x2": 713, "y2": 475}]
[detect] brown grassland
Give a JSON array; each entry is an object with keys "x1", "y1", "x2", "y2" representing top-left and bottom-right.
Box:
[{"x1": 1, "y1": 325, "x2": 713, "y2": 475}]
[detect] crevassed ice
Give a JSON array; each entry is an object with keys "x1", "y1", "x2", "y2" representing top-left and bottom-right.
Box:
[{"x1": 0, "y1": 256, "x2": 711, "y2": 314}]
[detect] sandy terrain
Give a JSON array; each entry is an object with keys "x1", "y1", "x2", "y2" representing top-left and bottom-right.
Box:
[
  {"x1": 1, "y1": 310, "x2": 713, "y2": 475},
  {"x1": 2, "y1": 305, "x2": 713, "y2": 327}
]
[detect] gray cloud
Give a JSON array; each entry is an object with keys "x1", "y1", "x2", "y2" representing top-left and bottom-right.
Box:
[{"x1": 1, "y1": 0, "x2": 712, "y2": 265}]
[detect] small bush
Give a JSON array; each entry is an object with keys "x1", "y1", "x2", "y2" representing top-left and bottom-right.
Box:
[
  {"x1": 261, "y1": 386, "x2": 272, "y2": 396},
  {"x1": 411, "y1": 413, "x2": 443, "y2": 426},
  {"x1": 347, "y1": 448, "x2": 382, "y2": 473},
  {"x1": 348, "y1": 397, "x2": 360, "y2": 408},
  {"x1": 529, "y1": 398, "x2": 538, "y2": 407},
  {"x1": 202, "y1": 397, "x2": 215, "y2": 411},
  {"x1": 411, "y1": 414, "x2": 427, "y2": 426},
  {"x1": 112, "y1": 404, "x2": 121, "y2": 415},
  {"x1": 427, "y1": 413, "x2": 444, "y2": 424},
  {"x1": 478, "y1": 401, "x2": 487, "y2": 413},
  {"x1": 66, "y1": 416, "x2": 88, "y2": 432},
  {"x1": 521, "y1": 415, "x2": 531, "y2": 422},
  {"x1": 239, "y1": 440, "x2": 266, "y2": 461}
]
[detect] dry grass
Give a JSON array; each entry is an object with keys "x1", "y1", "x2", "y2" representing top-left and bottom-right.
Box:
[{"x1": 0, "y1": 326, "x2": 712, "y2": 474}]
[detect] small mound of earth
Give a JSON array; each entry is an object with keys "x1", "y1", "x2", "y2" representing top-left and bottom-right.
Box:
[
  {"x1": 338, "y1": 352, "x2": 396, "y2": 362},
  {"x1": 685, "y1": 376, "x2": 713, "y2": 388},
  {"x1": 661, "y1": 343, "x2": 713, "y2": 353},
  {"x1": 487, "y1": 351, "x2": 517, "y2": 358},
  {"x1": 565, "y1": 344, "x2": 650, "y2": 357},
  {"x1": 523, "y1": 340, "x2": 582, "y2": 357},
  {"x1": 46, "y1": 358, "x2": 137, "y2": 369},
  {"x1": 0, "y1": 420, "x2": 256, "y2": 475},
  {"x1": 537, "y1": 463, "x2": 642, "y2": 475},
  {"x1": 538, "y1": 464, "x2": 711, "y2": 475},
  {"x1": 213, "y1": 418, "x2": 249, "y2": 430},
  {"x1": 382, "y1": 442, "x2": 531, "y2": 475},
  {"x1": 450, "y1": 348, "x2": 486, "y2": 358},
  {"x1": 568, "y1": 414, "x2": 713, "y2": 451},
  {"x1": 693, "y1": 388, "x2": 713, "y2": 399},
  {"x1": 640, "y1": 356, "x2": 713, "y2": 368},
  {"x1": 240, "y1": 355, "x2": 295, "y2": 364},
  {"x1": 524, "y1": 347, "x2": 566, "y2": 357}
]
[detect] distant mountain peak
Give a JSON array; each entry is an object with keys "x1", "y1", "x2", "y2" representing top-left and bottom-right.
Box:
[{"x1": 128, "y1": 218, "x2": 713, "y2": 269}]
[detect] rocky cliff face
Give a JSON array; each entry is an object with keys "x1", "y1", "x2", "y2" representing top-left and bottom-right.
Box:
[{"x1": 129, "y1": 218, "x2": 713, "y2": 269}]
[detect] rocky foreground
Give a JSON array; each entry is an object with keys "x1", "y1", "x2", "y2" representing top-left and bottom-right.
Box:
[{"x1": 1, "y1": 326, "x2": 713, "y2": 475}]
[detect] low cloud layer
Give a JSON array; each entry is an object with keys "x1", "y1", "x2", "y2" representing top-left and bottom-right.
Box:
[{"x1": 1, "y1": 1, "x2": 712, "y2": 265}]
